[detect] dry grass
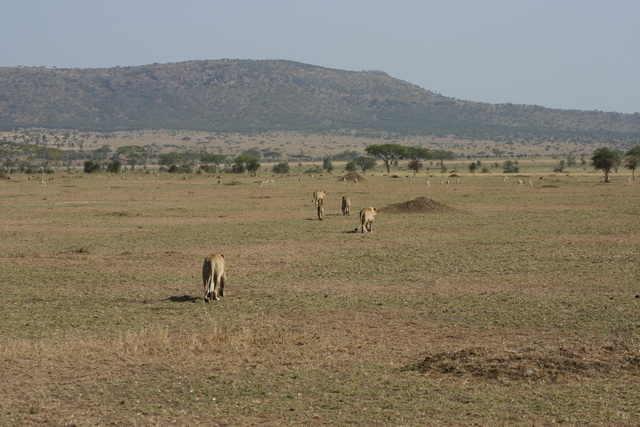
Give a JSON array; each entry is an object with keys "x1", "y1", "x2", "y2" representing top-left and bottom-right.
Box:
[
  {"x1": 409, "y1": 341, "x2": 640, "y2": 382},
  {"x1": 1, "y1": 161, "x2": 639, "y2": 425}
]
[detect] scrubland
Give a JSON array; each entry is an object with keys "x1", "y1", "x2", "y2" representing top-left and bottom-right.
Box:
[{"x1": 1, "y1": 161, "x2": 638, "y2": 426}]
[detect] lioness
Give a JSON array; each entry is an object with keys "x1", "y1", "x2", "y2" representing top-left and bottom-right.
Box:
[
  {"x1": 312, "y1": 190, "x2": 326, "y2": 206},
  {"x1": 341, "y1": 196, "x2": 350, "y2": 215},
  {"x1": 202, "y1": 253, "x2": 226, "y2": 302},
  {"x1": 359, "y1": 207, "x2": 377, "y2": 233}
]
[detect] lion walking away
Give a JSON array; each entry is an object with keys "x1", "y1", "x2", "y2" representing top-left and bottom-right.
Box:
[{"x1": 202, "y1": 253, "x2": 226, "y2": 302}]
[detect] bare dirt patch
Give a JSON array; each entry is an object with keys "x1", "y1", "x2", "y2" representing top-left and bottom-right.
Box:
[
  {"x1": 408, "y1": 342, "x2": 640, "y2": 382},
  {"x1": 378, "y1": 196, "x2": 460, "y2": 214}
]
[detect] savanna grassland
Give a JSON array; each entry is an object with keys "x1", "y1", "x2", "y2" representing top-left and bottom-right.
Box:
[{"x1": 1, "y1": 162, "x2": 639, "y2": 426}]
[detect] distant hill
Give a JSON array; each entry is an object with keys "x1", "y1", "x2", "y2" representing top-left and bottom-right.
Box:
[{"x1": 1, "y1": 59, "x2": 639, "y2": 145}]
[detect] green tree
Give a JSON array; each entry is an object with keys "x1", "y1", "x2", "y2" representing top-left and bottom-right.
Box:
[
  {"x1": 36, "y1": 146, "x2": 65, "y2": 172},
  {"x1": 84, "y1": 160, "x2": 101, "y2": 173},
  {"x1": 116, "y1": 145, "x2": 148, "y2": 171},
  {"x1": 19, "y1": 144, "x2": 42, "y2": 172},
  {"x1": 591, "y1": 147, "x2": 620, "y2": 182},
  {"x1": 159, "y1": 152, "x2": 192, "y2": 173},
  {"x1": 261, "y1": 149, "x2": 282, "y2": 161},
  {"x1": 322, "y1": 157, "x2": 334, "y2": 173},
  {"x1": 431, "y1": 149, "x2": 456, "y2": 169},
  {"x1": 364, "y1": 144, "x2": 407, "y2": 173},
  {"x1": 405, "y1": 147, "x2": 431, "y2": 160},
  {"x1": 407, "y1": 159, "x2": 423, "y2": 176},
  {"x1": 272, "y1": 162, "x2": 290, "y2": 174},
  {"x1": 201, "y1": 154, "x2": 227, "y2": 174},
  {"x1": 91, "y1": 145, "x2": 112, "y2": 170},
  {"x1": 503, "y1": 160, "x2": 520, "y2": 173},
  {"x1": 0, "y1": 140, "x2": 19, "y2": 172},
  {"x1": 180, "y1": 151, "x2": 200, "y2": 169},
  {"x1": 242, "y1": 148, "x2": 261, "y2": 158},
  {"x1": 246, "y1": 157, "x2": 261, "y2": 174},
  {"x1": 233, "y1": 154, "x2": 260, "y2": 174},
  {"x1": 158, "y1": 153, "x2": 182, "y2": 167},
  {"x1": 345, "y1": 161, "x2": 356, "y2": 172},
  {"x1": 333, "y1": 150, "x2": 360, "y2": 161},
  {"x1": 107, "y1": 159, "x2": 122, "y2": 174},
  {"x1": 353, "y1": 156, "x2": 377, "y2": 172},
  {"x1": 624, "y1": 145, "x2": 640, "y2": 180},
  {"x1": 468, "y1": 162, "x2": 478, "y2": 174}
]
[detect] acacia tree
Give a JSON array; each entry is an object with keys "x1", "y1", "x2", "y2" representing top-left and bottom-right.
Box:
[
  {"x1": 431, "y1": 149, "x2": 456, "y2": 170},
  {"x1": 407, "y1": 159, "x2": 423, "y2": 176},
  {"x1": 406, "y1": 147, "x2": 431, "y2": 175},
  {"x1": 364, "y1": 144, "x2": 407, "y2": 173},
  {"x1": 116, "y1": 145, "x2": 148, "y2": 171},
  {"x1": 18, "y1": 144, "x2": 40, "y2": 171},
  {"x1": 591, "y1": 147, "x2": 620, "y2": 182},
  {"x1": 158, "y1": 153, "x2": 182, "y2": 168},
  {"x1": 405, "y1": 147, "x2": 431, "y2": 160},
  {"x1": 91, "y1": 145, "x2": 113, "y2": 171},
  {"x1": 353, "y1": 156, "x2": 376, "y2": 172},
  {"x1": 624, "y1": 145, "x2": 640, "y2": 180},
  {"x1": 0, "y1": 140, "x2": 19, "y2": 172},
  {"x1": 201, "y1": 154, "x2": 227, "y2": 174},
  {"x1": 24, "y1": 145, "x2": 66, "y2": 172},
  {"x1": 232, "y1": 154, "x2": 260, "y2": 174}
]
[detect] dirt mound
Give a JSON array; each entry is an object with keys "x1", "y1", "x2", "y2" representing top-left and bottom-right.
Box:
[
  {"x1": 406, "y1": 344, "x2": 640, "y2": 382},
  {"x1": 378, "y1": 197, "x2": 457, "y2": 214},
  {"x1": 338, "y1": 171, "x2": 365, "y2": 182},
  {"x1": 0, "y1": 172, "x2": 11, "y2": 180}
]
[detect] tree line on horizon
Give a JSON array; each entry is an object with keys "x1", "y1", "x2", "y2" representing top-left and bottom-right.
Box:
[{"x1": 1, "y1": 139, "x2": 637, "y2": 182}]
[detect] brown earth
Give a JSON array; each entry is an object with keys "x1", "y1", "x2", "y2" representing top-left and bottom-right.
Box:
[
  {"x1": 410, "y1": 342, "x2": 640, "y2": 382},
  {"x1": 337, "y1": 171, "x2": 365, "y2": 182},
  {"x1": 378, "y1": 196, "x2": 459, "y2": 214}
]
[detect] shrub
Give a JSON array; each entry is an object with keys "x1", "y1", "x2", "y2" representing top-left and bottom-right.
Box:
[
  {"x1": 107, "y1": 160, "x2": 121, "y2": 174},
  {"x1": 272, "y1": 162, "x2": 290, "y2": 174},
  {"x1": 503, "y1": 160, "x2": 519, "y2": 173},
  {"x1": 84, "y1": 160, "x2": 101, "y2": 173}
]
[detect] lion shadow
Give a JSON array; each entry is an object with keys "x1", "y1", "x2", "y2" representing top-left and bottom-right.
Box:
[
  {"x1": 343, "y1": 228, "x2": 361, "y2": 234},
  {"x1": 166, "y1": 294, "x2": 200, "y2": 303}
]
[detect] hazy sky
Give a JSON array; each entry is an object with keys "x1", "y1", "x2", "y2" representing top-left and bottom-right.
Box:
[{"x1": 2, "y1": 0, "x2": 638, "y2": 113}]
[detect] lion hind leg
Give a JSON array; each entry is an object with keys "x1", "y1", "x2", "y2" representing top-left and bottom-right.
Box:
[
  {"x1": 218, "y1": 275, "x2": 226, "y2": 297},
  {"x1": 204, "y1": 275, "x2": 214, "y2": 302},
  {"x1": 211, "y1": 274, "x2": 221, "y2": 300}
]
